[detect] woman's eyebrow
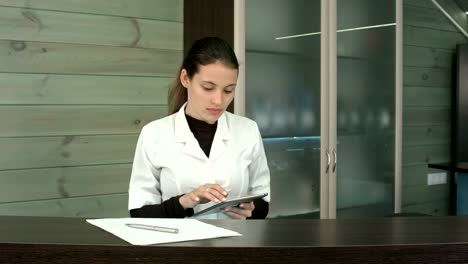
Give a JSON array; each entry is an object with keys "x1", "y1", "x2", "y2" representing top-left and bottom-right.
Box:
[
  {"x1": 200, "y1": 81, "x2": 216, "y2": 86},
  {"x1": 201, "y1": 81, "x2": 237, "y2": 88}
]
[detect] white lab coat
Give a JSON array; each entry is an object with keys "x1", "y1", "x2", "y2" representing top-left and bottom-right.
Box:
[{"x1": 128, "y1": 103, "x2": 271, "y2": 219}]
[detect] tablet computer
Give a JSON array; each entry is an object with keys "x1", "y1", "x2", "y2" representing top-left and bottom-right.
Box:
[{"x1": 192, "y1": 193, "x2": 268, "y2": 217}]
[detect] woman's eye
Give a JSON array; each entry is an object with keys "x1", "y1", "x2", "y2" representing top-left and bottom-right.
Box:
[
  {"x1": 203, "y1": 86, "x2": 214, "y2": 90},
  {"x1": 224, "y1": 90, "x2": 233, "y2": 94}
]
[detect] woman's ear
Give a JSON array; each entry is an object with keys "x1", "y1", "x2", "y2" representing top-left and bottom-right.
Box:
[{"x1": 180, "y1": 69, "x2": 190, "y2": 88}]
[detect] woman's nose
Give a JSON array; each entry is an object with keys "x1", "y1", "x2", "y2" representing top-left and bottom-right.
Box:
[{"x1": 211, "y1": 91, "x2": 222, "y2": 105}]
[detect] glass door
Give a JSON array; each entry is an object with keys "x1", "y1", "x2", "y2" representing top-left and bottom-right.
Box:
[
  {"x1": 239, "y1": 0, "x2": 399, "y2": 219},
  {"x1": 334, "y1": 0, "x2": 396, "y2": 218},
  {"x1": 243, "y1": 0, "x2": 322, "y2": 218}
]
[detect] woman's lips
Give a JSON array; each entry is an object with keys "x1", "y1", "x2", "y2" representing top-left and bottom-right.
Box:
[{"x1": 208, "y1": 108, "x2": 222, "y2": 115}]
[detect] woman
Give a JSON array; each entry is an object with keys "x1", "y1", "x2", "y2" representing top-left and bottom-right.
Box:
[{"x1": 128, "y1": 37, "x2": 270, "y2": 219}]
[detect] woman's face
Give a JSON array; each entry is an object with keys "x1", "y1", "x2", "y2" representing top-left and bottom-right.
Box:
[{"x1": 181, "y1": 62, "x2": 237, "y2": 124}]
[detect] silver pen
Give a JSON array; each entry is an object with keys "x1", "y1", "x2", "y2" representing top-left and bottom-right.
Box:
[{"x1": 125, "y1": 223, "x2": 179, "y2": 234}]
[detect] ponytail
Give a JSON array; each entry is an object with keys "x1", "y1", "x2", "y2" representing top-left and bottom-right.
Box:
[{"x1": 168, "y1": 69, "x2": 187, "y2": 114}]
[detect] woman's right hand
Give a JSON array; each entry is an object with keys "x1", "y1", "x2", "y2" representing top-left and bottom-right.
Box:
[{"x1": 179, "y1": 184, "x2": 228, "y2": 209}]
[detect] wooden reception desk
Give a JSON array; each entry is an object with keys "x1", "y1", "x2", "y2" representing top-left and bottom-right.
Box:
[{"x1": 1, "y1": 215, "x2": 468, "y2": 263}]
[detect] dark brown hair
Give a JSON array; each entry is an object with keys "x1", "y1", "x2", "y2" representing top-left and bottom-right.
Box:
[{"x1": 168, "y1": 37, "x2": 239, "y2": 114}]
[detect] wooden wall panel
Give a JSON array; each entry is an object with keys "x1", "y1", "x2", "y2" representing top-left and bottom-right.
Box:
[
  {"x1": 404, "y1": 26, "x2": 465, "y2": 49},
  {"x1": 0, "y1": 7, "x2": 182, "y2": 49},
  {"x1": 0, "y1": 105, "x2": 166, "y2": 136},
  {"x1": 403, "y1": 200, "x2": 449, "y2": 216},
  {"x1": 403, "y1": 164, "x2": 430, "y2": 186},
  {"x1": 404, "y1": 46, "x2": 454, "y2": 68},
  {"x1": 403, "y1": 164, "x2": 452, "y2": 187},
  {"x1": 403, "y1": 144, "x2": 450, "y2": 166},
  {"x1": 402, "y1": 0, "x2": 460, "y2": 218},
  {"x1": 0, "y1": 135, "x2": 138, "y2": 170},
  {"x1": 0, "y1": 0, "x2": 182, "y2": 217},
  {"x1": 403, "y1": 184, "x2": 450, "y2": 206},
  {"x1": 403, "y1": 125, "x2": 450, "y2": 146},
  {"x1": 0, "y1": 40, "x2": 181, "y2": 76},
  {"x1": 404, "y1": 4, "x2": 458, "y2": 32},
  {"x1": 0, "y1": 164, "x2": 131, "y2": 203},
  {"x1": 0, "y1": 193, "x2": 129, "y2": 217},
  {"x1": 404, "y1": 86, "x2": 450, "y2": 107},
  {"x1": 404, "y1": 67, "x2": 452, "y2": 87},
  {"x1": 403, "y1": 107, "x2": 450, "y2": 125},
  {"x1": 0, "y1": 0, "x2": 183, "y2": 22},
  {"x1": 0, "y1": 73, "x2": 172, "y2": 105}
]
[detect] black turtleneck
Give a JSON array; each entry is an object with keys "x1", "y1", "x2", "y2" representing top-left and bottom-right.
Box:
[
  {"x1": 130, "y1": 113, "x2": 269, "y2": 219},
  {"x1": 185, "y1": 113, "x2": 217, "y2": 157}
]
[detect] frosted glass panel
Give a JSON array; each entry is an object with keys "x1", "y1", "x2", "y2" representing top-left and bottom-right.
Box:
[
  {"x1": 336, "y1": 0, "x2": 395, "y2": 218},
  {"x1": 337, "y1": 0, "x2": 395, "y2": 29},
  {"x1": 245, "y1": 0, "x2": 321, "y2": 218}
]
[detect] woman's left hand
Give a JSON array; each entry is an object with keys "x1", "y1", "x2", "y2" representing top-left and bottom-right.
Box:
[{"x1": 223, "y1": 201, "x2": 255, "y2": 219}]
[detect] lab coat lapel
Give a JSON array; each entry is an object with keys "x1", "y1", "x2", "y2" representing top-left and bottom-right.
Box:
[
  {"x1": 209, "y1": 113, "x2": 232, "y2": 162},
  {"x1": 174, "y1": 104, "x2": 208, "y2": 161}
]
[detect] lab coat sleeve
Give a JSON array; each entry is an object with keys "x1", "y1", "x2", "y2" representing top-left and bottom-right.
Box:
[
  {"x1": 128, "y1": 126, "x2": 162, "y2": 210},
  {"x1": 248, "y1": 123, "x2": 271, "y2": 202}
]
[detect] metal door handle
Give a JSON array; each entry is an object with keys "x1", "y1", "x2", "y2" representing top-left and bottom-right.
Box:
[
  {"x1": 326, "y1": 150, "x2": 330, "y2": 173},
  {"x1": 333, "y1": 149, "x2": 337, "y2": 173}
]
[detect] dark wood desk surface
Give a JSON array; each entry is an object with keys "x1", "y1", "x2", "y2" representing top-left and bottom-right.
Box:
[{"x1": 1, "y1": 215, "x2": 468, "y2": 263}]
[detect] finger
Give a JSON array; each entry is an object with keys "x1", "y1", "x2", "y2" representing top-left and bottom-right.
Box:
[
  {"x1": 224, "y1": 210, "x2": 246, "y2": 220},
  {"x1": 205, "y1": 184, "x2": 228, "y2": 197},
  {"x1": 189, "y1": 193, "x2": 200, "y2": 203},
  {"x1": 238, "y1": 202, "x2": 255, "y2": 211},
  {"x1": 199, "y1": 191, "x2": 224, "y2": 203},
  {"x1": 225, "y1": 206, "x2": 252, "y2": 218},
  {"x1": 180, "y1": 193, "x2": 200, "y2": 209},
  {"x1": 203, "y1": 186, "x2": 227, "y2": 202}
]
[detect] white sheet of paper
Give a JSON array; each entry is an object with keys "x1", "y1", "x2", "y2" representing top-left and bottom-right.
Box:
[{"x1": 86, "y1": 218, "x2": 241, "y2": 245}]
